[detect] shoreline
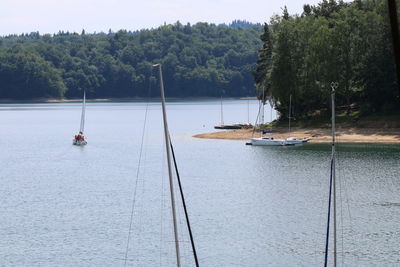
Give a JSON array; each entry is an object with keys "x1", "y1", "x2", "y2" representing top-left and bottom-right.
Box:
[
  {"x1": 0, "y1": 96, "x2": 257, "y2": 104},
  {"x1": 193, "y1": 127, "x2": 400, "y2": 144}
]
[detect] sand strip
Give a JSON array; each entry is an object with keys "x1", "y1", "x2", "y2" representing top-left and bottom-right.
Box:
[{"x1": 193, "y1": 127, "x2": 400, "y2": 143}]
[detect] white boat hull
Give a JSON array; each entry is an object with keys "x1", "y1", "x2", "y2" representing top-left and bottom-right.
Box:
[
  {"x1": 250, "y1": 137, "x2": 285, "y2": 146},
  {"x1": 285, "y1": 137, "x2": 310, "y2": 144},
  {"x1": 250, "y1": 137, "x2": 309, "y2": 146},
  {"x1": 73, "y1": 139, "x2": 87, "y2": 146}
]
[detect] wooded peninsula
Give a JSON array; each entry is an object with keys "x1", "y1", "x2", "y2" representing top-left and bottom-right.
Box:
[{"x1": 253, "y1": 0, "x2": 400, "y2": 118}]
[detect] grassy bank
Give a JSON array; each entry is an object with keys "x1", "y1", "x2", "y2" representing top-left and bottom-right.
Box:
[{"x1": 265, "y1": 112, "x2": 400, "y2": 129}]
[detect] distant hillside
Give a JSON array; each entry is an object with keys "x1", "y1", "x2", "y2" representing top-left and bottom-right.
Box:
[
  {"x1": 225, "y1": 20, "x2": 262, "y2": 29},
  {"x1": 0, "y1": 21, "x2": 262, "y2": 99}
]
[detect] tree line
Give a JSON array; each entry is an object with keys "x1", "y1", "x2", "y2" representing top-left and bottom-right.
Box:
[
  {"x1": 0, "y1": 21, "x2": 262, "y2": 99},
  {"x1": 254, "y1": 0, "x2": 400, "y2": 118}
]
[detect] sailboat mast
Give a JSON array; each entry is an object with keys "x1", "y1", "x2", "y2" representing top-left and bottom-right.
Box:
[
  {"x1": 79, "y1": 90, "x2": 86, "y2": 133},
  {"x1": 270, "y1": 101, "x2": 273, "y2": 122},
  {"x1": 154, "y1": 64, "x2": 181, "y2": 267},
  {"x1": 247, "y1": 99, "x2": 250, "y2": 124},
  {"x1": 288, "y1": 94, "x2": 292, "y2": 134},
  {"x1": 220, "y1": 94, "x2": 224, "y2": 126},
  {"x1": 261, "y1": 88, "x2": 265, "y2": 125},
  {"x1": 331, "y1": 82, "x2": 337, "y2": 267}
]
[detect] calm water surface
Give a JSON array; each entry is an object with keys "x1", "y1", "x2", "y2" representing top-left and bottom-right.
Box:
[{"x1": 0, "y1": 100, "x2": 399, "y2": 266}]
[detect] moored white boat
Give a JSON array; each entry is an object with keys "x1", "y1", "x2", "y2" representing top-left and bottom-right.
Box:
[
  {"x1": 247, "y1": 94, "x2": 310, "y2": 146},
  {"x1": 250, "y1": 136, "x2": 286, "y2": 146},
  {"x1": 285, "y1": 137, "x2": 310, "y2": 144},
  {"x1": 249, "y1": 136, "x2": 309, "y2": 146}
]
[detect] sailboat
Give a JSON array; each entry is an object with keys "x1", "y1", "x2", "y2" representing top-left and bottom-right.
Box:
[
  {"x1": 283, "y1": 94, "x2": 310, "y2": 144},
  {"x1": 214, "y1": 95, "x2": 242, "y2": 129},
  {"x1": 324, "y1": 82, "x2": 338, "y2": 267},
  {"x1": 214, "y1": 93, "x2": 252, "y2": 130},
  {"x1": 72, "y1": 90, "x2": 87, "y2": 146},
  {"x1": 248, "y1": 95, "x2": 308, "y2": 146}
]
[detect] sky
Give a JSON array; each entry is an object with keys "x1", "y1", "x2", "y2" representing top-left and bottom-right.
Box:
[{"x1": 1, "y1": 0, "x2": 340, "y2": 36}]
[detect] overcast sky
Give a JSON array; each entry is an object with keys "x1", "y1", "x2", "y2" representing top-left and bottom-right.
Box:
[{"x1": 1, "y1": 0, "x2": 347, "y2": 36}]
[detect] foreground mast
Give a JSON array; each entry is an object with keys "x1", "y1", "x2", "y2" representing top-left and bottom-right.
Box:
[
  {"x1": 324, "y1": 82, "x2": 338, "y2": 267},
  {"x1": 153, "y1": 64, "x2": 181, "y2": 267},
  {"x1": 331, "y1": 82, "x2": 337, "y2": 267},
  {"x1": 288, "y1": 94, "x2": 292, "y2": 134}
]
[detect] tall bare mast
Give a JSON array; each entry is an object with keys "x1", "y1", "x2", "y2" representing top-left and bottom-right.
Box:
[
  {"x1": 324, "y1": 82, "x2": 338, "y2": 267},
  {"x1": 247, "y1": 99, "x2": 250, "y2": 124},
  {"x1": 79, "y1": 90, "x2": 86, "y2": 133},
  {"x1": 288, "y1": 94, "x2": 292, "y2": 134},
  {"x1": 220, "y1": 94, "x2": 224, "y2": 126},
  {"x1": 153, "y1": 64, "x2": 181, "y2": 267},
  {"x1": 331, "y1": 82, "x2": 338, "y2": 267},
  {"x1": 260, "y1": 88, "x2": 265, "y2": 125}
]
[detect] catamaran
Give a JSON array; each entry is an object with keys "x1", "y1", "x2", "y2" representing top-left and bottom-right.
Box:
[{"x1": 73, "y1": 90, "x2": 87, "y2": 146}]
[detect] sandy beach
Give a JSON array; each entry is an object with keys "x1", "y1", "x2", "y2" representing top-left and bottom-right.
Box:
[{"x1": 194, "y1": 127, "x2": 400, "y2": 143}]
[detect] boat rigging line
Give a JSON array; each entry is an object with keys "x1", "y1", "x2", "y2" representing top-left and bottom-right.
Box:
[
  {"x1": 154, "y1": 63, "x2": 181, "y2": 267},
  {"x1": 169, "y1": 134, "x2": 200, "y2": 267},
  {"x1": 251, "y1": 102, "x2": 261, "y2": 138},
  {"x1": 154, "y1": 63, "x2": 200, "y2": 267},
  {"x1": 123, "y1": 74, "x2": 152, "y2": 267},
  {"x1": 324, "y1": 157, "x2": 334, "y2": 267},
  {"x1": 124, "y1": 63, "x2": 199, "y2": 266}
]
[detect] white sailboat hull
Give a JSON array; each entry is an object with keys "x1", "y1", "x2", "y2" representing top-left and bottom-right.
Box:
[
  {"x1": 250, "y1": 137, "x2": 286, "y2": 146},
  {"x1": 250, "y1": 137, "x2": 309, "y2": 146},
  {"x1": 73, "y1": 139, "x2": 87, "y2": 146},
  {"x1": 285, "y1": 137, "x2": 310, "y2": 144}
]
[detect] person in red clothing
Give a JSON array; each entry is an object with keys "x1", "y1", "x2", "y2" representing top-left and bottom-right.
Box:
[{"x1": 78, "y1": 132, "x2": 84, "y2": 141}]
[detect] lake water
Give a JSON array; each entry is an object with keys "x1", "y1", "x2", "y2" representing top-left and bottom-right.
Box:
[{"x1": 0, "y1": 100, "x2": 399, "y2": 266}]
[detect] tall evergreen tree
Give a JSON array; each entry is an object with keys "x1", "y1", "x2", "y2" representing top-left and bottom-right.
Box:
[{"x1": 252, "y1": 23, "x2": 273, "y2": 102}]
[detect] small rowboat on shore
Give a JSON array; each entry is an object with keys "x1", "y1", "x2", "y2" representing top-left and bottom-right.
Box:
[{"x1": 214, "y1": 123, "x2": 253, "y2": 130}]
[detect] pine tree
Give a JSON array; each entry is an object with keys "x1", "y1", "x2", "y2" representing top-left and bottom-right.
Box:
[{"x1": 252, "y1": 23, "x2": 273, "y2": 101}]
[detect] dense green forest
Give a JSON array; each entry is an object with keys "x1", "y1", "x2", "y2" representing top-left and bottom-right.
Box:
[
  {"x1": 254, "y1": 0, "x2": 400, "y2": 117},
  {"x1": 0, "y1": 21, "x2": 262, "y2": 99},
  {"x1": 1, "y1": 0, "x2": 399, "y2": 119}
]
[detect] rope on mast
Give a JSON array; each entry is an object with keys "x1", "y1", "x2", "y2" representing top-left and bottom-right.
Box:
[
  {"x1": 251, "y1": 100, "x2": 262, "y2": 138},
  {"x1": 169, "y1": 135, "x2": 200, "y2": 267},
  {"x1": 155, "y1": 63, "x2": 181, "y2": 267},
  {"x1": 325, "y1": 82, "x2": 338, "y2": 267},
  {"x1": 324, "y1": 157, "x2": 334, "y2": 267},
  {"x1": 331, "y1": 83, "x2": 338, "y2": 267}
]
